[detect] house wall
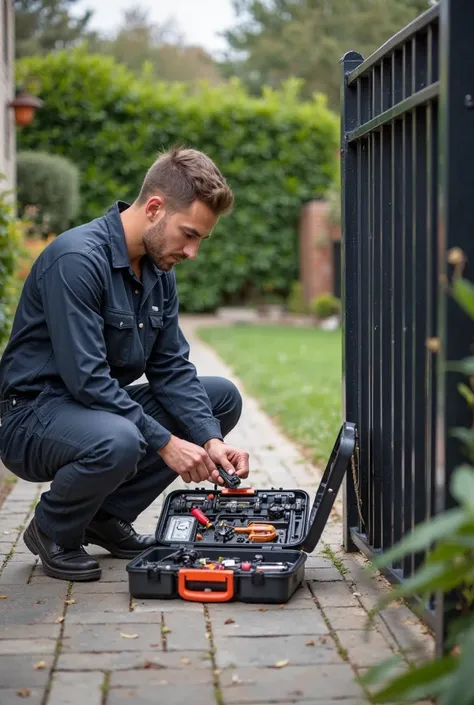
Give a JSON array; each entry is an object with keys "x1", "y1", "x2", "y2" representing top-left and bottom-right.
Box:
[{"x1": 0, "y1": 0, "x2": 15, "y2": 192}]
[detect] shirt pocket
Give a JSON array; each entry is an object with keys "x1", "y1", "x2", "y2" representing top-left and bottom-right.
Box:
[
  {"x1": 146, "y1": 312, "x2": 164, "y2": 358},
  {"x1": 103, "y1": 308, "x2": 135, "y2": 366}
]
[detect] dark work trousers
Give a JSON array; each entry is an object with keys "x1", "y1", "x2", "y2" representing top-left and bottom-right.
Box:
[{"x1": 0, "y1": 377, "x2": 242, "y2": 548}]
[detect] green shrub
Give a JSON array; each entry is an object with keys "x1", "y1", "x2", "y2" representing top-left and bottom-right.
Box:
[
  {"x1": 286, "y1": 281, "x2": 308, "y2": 314},
  {"x1": 0, "y1": 183, "x2": 23, "y2": 350},
  {"x1": 16, "y1": 49, "x2": 338, "y2": 311},
  {"x1": 17, "y1": 151, "x2": 80, "y2": 237},
  {"x1": 310, "y1": 293, "x2": 341, "y2": 319}
]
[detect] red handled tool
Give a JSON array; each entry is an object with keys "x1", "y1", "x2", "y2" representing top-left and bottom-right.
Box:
[{"x1": 190, "y1": 506, "x2": 213, "y2": 529}]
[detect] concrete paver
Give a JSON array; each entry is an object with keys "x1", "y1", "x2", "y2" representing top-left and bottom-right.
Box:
[{"x1": 0, "y1": 315, "x2": 434, "y2": 704}]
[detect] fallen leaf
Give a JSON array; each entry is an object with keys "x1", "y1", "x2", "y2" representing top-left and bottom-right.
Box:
[
  {"x1": 278, "y1": 604, "x2": 285, "y2": 609},
  {"x1": 231, "y1": 674, "x2": 242, "y2": 685},
  {"x1": 224, "y1": 618, "x2": 235, "y2": 625},
  {"x1": 33, "y1": 660, "x2": 46, "y2": 670},
  {"x1": 64, "y1": 599, "x2": 76, "y2": 605},
  {"x1": 16, "y1": 688, "x2": 31, "y2": 698},
  {"x1": 161, "y1": 626, "x2": 171, "y2": 635},
  {"x1": 120, "y1": 633, "x2": 138, "y2": 639},
  {"x1": 305, "y1": 640, "x2": 315, "y2": 647},
  {"x1": 55, "y1": 616, "x2": 64, "y2": 624},
  {"x1": 181, "y1": 658, "x2": 191, "y2": 665},
  {"x1": 130, "y1": 601, "x2": 137, "y2": 610},
  {"x1": 0, "y1": 595, "x2": 7, "y2": 600},
  {"x1": 258, "y1": 607, "x2": 267, "y2": 612},
  {"x1": 143, "y1": 660, "x2": 163, "y2": 670},
  {"x1": 274, "y1": 659, "x2": 289, "y2": 669},
  {"x1": 35, "y1": 600, "x2": 44, "y2": 605}
]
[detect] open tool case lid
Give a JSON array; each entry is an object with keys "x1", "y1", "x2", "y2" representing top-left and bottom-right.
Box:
[{"x1": 155, "y1": 421, "x2": 356, "y2": 554}]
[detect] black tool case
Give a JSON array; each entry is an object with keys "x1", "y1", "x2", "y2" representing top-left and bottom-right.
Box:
[{"x1": 126, "y1": 422, "x2": 355, "y2": 603}]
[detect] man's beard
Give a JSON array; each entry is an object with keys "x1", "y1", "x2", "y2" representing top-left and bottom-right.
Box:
[{"x1": 143, "y1": 214, "x2": 173, "y2": 271}]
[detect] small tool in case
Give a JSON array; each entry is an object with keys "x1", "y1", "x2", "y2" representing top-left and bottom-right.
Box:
[{"x1": 126, "y1": 422, "x2": 355, "y2": 603}]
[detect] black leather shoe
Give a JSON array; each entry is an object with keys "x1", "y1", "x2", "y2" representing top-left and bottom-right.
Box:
[
  {"x1": 23, "y1": 518, "x2": 101, "y2": 582},
  {"x1": 84, "y1": 516, "x2": 156, "y2": 559}
]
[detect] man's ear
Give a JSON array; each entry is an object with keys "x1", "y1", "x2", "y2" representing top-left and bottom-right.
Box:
[{"x1": 145, "y1": 196, "x2": 164, "y2": 222}]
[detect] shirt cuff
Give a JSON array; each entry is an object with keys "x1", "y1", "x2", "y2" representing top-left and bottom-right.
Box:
[
  {"x1": 143, "y1": 418, "x2": 172, "y2": 453},
  {"x1": 190, "y1": 419, "x2": 223, "y2": 447}
]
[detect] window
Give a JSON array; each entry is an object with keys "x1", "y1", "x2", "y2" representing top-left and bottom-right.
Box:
[{"x1": 3, "y1": 0, "x2": 9, "y2": 67}]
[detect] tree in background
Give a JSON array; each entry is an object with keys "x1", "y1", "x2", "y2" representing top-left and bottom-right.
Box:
[
  {"x1": 221, "y1": 0, "x2": 437, "y2": 108},
  {"x1": 90, "y1": 7, "x2": 223, "y2": 85},
  {"x1": 14, "y1": 0, "x2": 93, "y2": 57},
  {"x1": 15, "y1": 1, "x2": 224, "y2": 85}
]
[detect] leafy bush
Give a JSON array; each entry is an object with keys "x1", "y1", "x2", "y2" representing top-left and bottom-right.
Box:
[
  {"x1": 0, "y1": 183, "x2": 23, "y2": 350},
  {"x1": 17, "y1": 151, "x2": 80, "y2": 237},
  {"x1": 16, "y1": 49, "x2": 338, "y2": 311},
  {"x1": 286, "y1": 281, "x2": 308, "y2": 314},
  {"x1": 363, "y1": 252, "x2": 474, "y2": 705},
  {"x1": 310, "y1": 293, "x2": 341, "y2": 319}
]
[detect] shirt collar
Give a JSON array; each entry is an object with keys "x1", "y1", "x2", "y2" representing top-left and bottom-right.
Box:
[
  {"x1": 104, "y1": 201, "x2": 132, "y2": 269},
  {"x1": 104, "y1": 200, "x2": 163, "y2": 276}
]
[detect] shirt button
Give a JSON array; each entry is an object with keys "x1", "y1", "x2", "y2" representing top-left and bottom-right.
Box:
[
  {"x1": 119, "y1": 322, "x2": 124, "y2": 328},
  {"x1": 138, "y1": 323, "x2": 144, "y2": 329},
  {"x1": 134, "y1": 290, "x2": 139, "y2": 295}
]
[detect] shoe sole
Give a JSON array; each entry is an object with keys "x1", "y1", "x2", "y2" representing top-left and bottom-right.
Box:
[
  {"x1": 83, "y1": 534, "x2": 147, "y2": 560},
  {"x1": 24, "y1": 523, "x2": 102, "y2": 582}
]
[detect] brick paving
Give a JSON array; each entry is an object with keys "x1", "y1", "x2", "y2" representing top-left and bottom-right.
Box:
[{"x1": 0, "y1": 316, "x2": 434, "y2": 704}]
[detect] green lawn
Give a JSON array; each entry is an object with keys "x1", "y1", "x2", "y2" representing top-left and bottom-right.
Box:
[{"x1": 197, "y1": 324, "x2": 342, "y2": 465}]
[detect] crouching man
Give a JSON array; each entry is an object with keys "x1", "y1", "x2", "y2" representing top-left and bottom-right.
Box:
[{"x1": 0, "y1": 146, "x2": 249, "y2": 582}]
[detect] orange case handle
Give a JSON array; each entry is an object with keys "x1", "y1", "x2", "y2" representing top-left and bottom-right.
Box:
[{"x1": 177, "y1": 569, "x2": 234, "y2": 602}]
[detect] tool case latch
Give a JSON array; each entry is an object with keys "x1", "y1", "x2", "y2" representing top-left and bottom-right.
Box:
[
  {"x1": 147, "y1": 566, "x2": 162, "y2": 582},
  {"x1": 251, "y1": 571, "x2": 265, "y2": 586}
]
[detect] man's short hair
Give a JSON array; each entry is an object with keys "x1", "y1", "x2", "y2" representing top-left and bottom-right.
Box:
[{"x1": 137, "y1": 145, "x2": 234, "y2": 216}]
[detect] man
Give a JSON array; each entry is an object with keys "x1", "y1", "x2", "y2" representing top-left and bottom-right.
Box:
[{"x1": 0, "y1": 146, "x2": 249, "y2": 582}]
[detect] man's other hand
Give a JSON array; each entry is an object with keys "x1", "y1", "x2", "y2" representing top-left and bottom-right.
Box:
[
  {"x1": 158, "y1": 436, "x2": 217, "y2": 484},
  {"x1": 204, "y1": 438, "x2": 250, "y2": 485}
]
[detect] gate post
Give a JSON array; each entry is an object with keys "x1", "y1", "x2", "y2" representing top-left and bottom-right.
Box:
[
  {"x1": 340, "y1": 51, "x2": 364, "y2": 551},
  {"x1": 436, "y1": 0, "x2": 474, "y2": 656}
]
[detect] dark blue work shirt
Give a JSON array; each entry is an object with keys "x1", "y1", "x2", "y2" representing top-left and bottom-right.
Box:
[{"x1": 0, "y1": 201, "x2": 222, "y2": 452}]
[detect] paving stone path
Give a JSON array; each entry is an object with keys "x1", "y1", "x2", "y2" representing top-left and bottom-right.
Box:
[{"x1": 0, "y1": 316, "x2": 434, "y2": 704}]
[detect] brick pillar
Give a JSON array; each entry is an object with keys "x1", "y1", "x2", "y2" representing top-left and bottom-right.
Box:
[{"x1": 299, "y1": 199, "x2": 337, "y2": 305}]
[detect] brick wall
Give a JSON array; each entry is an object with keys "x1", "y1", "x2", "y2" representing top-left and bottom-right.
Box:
[
  {"x1": 0, "y1": 0, "x2": 15, "y2": 192},
  {"x1": 299, "y1": 199, "x2": 341, "y2": 305}
]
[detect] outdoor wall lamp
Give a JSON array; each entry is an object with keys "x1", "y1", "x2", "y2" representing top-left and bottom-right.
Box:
[{"x1": 8, "y1": 86, "x2": 43, "y2": 127}]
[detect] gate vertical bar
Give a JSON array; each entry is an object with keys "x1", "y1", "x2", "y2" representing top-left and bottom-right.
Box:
[
  {"x1": 436, "y1": 0, "x2": 474, "y2": 655},
  {"x1": 341, "y1": 50, "x2": 364, "y2": 551}
]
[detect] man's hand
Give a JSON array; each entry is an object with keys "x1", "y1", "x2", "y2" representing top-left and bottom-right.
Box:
[
  {"x1": 158, "y1": 436, "x2": 217, "y2": 484},
  {"x1": 204, "y1": 438, "x2": 250, "y2": 485}
]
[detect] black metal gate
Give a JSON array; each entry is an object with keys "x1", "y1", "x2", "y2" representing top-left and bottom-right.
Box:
[{"x1": 341, "y1": 0, "x2": 474, "y2": 651}]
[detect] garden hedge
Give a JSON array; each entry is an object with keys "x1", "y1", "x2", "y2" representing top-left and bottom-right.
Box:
[{"x1": 17, "y1": 49, "x2": 338, "y2": 311}]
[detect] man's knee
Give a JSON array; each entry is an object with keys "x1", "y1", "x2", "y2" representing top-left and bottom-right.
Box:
[
  {"x1": 209, "y1": 377, "x2": 242, "y2": 435},
  {"x1": 94, "y1": 418, "x2": 146, "y2": 478}
]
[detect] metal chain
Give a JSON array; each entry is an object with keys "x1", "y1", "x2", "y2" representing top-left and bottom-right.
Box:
[{"x1": 351, "y1": 441, "x2": 365, "y2": 527}]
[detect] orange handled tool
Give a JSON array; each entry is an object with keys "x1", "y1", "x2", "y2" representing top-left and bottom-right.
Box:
[{"x1": 233, "y1": 523, "x2": 278, "y2": 542}]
